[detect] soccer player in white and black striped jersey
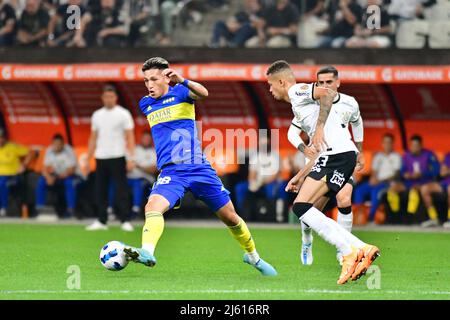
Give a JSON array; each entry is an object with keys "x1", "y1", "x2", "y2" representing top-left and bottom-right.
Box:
[
  {"x1": 266, "y1": 60, "x2": 380, "y2": 285},
  {"x1": 287, "y1": 66, "x2": 364, "y2": 266}
]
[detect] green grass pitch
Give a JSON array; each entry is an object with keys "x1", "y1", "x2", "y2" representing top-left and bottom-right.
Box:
[{"x1": 1, "y1": 223, "x2": 450, "y2": 300}]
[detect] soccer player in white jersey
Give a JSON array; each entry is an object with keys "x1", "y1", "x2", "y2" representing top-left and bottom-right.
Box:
[
  {"x1": 266, "y1": 60, "x2": 380, "y2": 284},
  {"x1": 287, "y1": 66, "x2": 365, "y2": 266}
]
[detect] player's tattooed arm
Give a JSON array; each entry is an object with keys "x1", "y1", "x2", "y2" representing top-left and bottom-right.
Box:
[
  {"x1": 311, "y1": 87, "x2": 336, "y2": 151},
  {"x1": 355, "y1": 141, "x2": 365, "y2": 171},
  {"x1": 355, "y1": 141, "x2": 363, "y2": 152},
  {"x1": 316, "y1": 89, "x2": 334, "y2": 127},
  {"x1": 162, "y1": 68, "x2": 208, "y2": 100}
]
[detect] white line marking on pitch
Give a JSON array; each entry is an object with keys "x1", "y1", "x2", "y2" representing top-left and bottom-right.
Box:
[{"x1": 1, "y1": 289, "x2": 449, "y2": 296}]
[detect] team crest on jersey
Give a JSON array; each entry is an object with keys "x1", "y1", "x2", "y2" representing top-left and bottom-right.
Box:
[
  {"x1": 330, "y1": 170, "x2": 345, "y2": 187},
  {"x1": 146, "y1": 106, "x2": 152, "y2": 112},
  {"x1": 163, "y1": 97, "x2": 175, "y2": 104}
]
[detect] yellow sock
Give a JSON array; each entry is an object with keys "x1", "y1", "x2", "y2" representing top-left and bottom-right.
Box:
[
  {"x1": 228, "y1": 218, "x2": 256, "y2": 253},
  {"x1": 447, "y1": 208, "x2": 450, "y2": 220},
  {"x1": 142, "y1": 211, "x2": 164, "y2": 255},
  {"x1": 427, "y1": 206, "x2": 438, "y2": 221},
  {"x1": 387, "y1": 191, "x2": 400, "y2": 213},
  {"x1": 407, "y1": 189, "x2": 420, "y2": 214}
]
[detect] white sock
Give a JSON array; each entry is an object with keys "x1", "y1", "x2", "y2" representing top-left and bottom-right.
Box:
[
  {"x1": 337, "y1": 210, "x2": 353, "y2": 233},
  {"x1": 334, "y1": 221, "x2": 366, "y2": 249},
  {"x1": 300, "y1": 206, "x2": 352, "y2": 256},
  {"x1": 142, "y1": 244, "x2": 155, "y2": 256},
  {"x1": 301, "y1": 221, "x2": 313, "y2": 244},
  {"x1": 246, "y1": 250, "x2": 260, "y2": 265}
]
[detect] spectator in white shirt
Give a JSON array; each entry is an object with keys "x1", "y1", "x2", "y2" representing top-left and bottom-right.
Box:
[
  {"x1": 353, "y1": 133, "x2": 402, "y2": 222},
  {"x1": 85, "y1": 84, "x2": 136, "y2": 232},
  {"x1": 387, "y1": 0, "x2": 436, "y2": 20},
  {"x1": 35, "y1": 133, "x2": 78, "y2": 218}
]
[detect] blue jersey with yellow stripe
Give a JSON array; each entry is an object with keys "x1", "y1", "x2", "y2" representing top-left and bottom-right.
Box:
[{"x1": 139, "y1": 84, "x2": 206, "y2": 170}]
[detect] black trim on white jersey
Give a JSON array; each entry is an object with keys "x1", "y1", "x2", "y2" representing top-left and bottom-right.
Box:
[
  {"x1": 291, "y1": 122, "x2": 303, "y2": 130},
  {"x1": 332, "y1": 93, "x2": 341, "y2": 104},
  {"x1": 349, "y1": 114, "x2": 361, "y2": 124},
  {"x1": 311, "y1": 83, "x2": 316, "y2": 101}
]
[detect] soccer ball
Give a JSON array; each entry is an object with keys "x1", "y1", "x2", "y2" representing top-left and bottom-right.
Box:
[{"x1": 99, "y1": 241, "x2": 129, "y2": 271}]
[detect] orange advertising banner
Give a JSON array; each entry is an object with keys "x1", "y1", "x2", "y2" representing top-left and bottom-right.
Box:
[{"x1": 0, "y1": 63, "x2": 449, "y2": 83}]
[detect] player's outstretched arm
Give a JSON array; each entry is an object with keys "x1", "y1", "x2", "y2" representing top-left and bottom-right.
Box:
[{"x1": 162, "y1": 68, "x2": 208, "y2": 100}]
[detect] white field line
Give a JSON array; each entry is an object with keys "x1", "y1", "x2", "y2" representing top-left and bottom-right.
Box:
[{"x1": 1, "y1": 288, "x2": 450, "y2": 296}]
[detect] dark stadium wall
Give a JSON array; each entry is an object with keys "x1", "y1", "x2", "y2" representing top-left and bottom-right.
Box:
[{"x1": 0, "y1": 48, "x2": 449, "y2": 65}]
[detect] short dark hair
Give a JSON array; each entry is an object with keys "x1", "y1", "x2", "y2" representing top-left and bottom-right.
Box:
[
  {"x1": 410, "y1": 134, "x2": 422, "y2": 144},
  {"x1": 52, "y1": 133, "x2": 64, "y2": 142},
  {"x1": 383, "y1": 133, "x2": 394, "y2": 141},
  {"x1": 103, "y1": 83, "x2": 117, "y2": 94},
  {"x1": 317, "y1": 66, "x2": 339, "y2": 78},
  {"x1": 266, "y1": 60, "x2": 291, "y2": 76},
  {"x1": 142, "y1": 57, "x2": 170, "y2": 72}
]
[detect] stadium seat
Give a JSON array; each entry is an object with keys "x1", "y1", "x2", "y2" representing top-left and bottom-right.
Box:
[
  {"x1": 26, "y1": 148, "x2": 46, "y2": 173},
  {"x1": 51, "y1": 82, "x2": 107, "y2": 147},
  {"x1": 429, "y1": 21, "x2": 450, "y2": 48},
  {"x1": 396, "y1": 20, "x2": 429, "y2": 48},
  {"x1": 0, "y1": 82, "x2": 68, "y2": 147},
  {"x1": 425, "y1": 0, "x2": 450, "y2": 21}
]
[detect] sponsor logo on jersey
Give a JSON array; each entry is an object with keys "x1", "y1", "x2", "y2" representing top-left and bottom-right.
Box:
[
  {"x1": 149, "y1": 108, "x2": 172, "y2": 123},
  {"x1": 330, "y1": 170, "x2": 345, "y2": 187}
]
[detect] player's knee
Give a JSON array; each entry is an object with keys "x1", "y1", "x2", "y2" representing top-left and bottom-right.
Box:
[
  {"x1": 336, "y1": 193, "x2": 351, "y2": 207},
  {"x1": 419, "y1": 184, "x2": 429, "y2": 195},
  {"x1": 217, "y1": 205, "x2": 240, "y2": 226},
  {"x1": 292, "y1": 202, "x2": 313, "y2": 219}
]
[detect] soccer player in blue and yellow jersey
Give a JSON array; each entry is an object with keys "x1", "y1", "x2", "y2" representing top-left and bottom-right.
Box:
[{"x1": 123, "y1": 57, "x2": 277, "y2": 276}]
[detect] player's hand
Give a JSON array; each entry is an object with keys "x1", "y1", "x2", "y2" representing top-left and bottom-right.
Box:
[
  {"x1": 126, "y1": 160, "x2": 136, "y2": 171},
  {"x1": 369, "y1": 175, "x2": 378, "y2": 186},
  {"x1": 285, "y1": 176, "x2": 299, "y2": 193},
  {"x1": 162, "y1": 68, "x2": 184, "y2": 84},
  {"x1": 311, "y1": 125, "x2": 328, "y2": 153},
  {"x1": 304, "y1": 145, "x2": 318, "y2": 160},
  {"x1": 355, "y1": 152, "x2": 365, "y2": 172},
  {"x1": 285, "y1": 175, "x2": 305, "y2": 193},
  {"x1": 46, "y1": 175, "x2": 56, "y2": 186}
]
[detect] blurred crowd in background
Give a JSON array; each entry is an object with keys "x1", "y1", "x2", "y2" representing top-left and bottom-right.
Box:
[{"x1": 0, "y1": 0, "x2": 449, "y2": 48}]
